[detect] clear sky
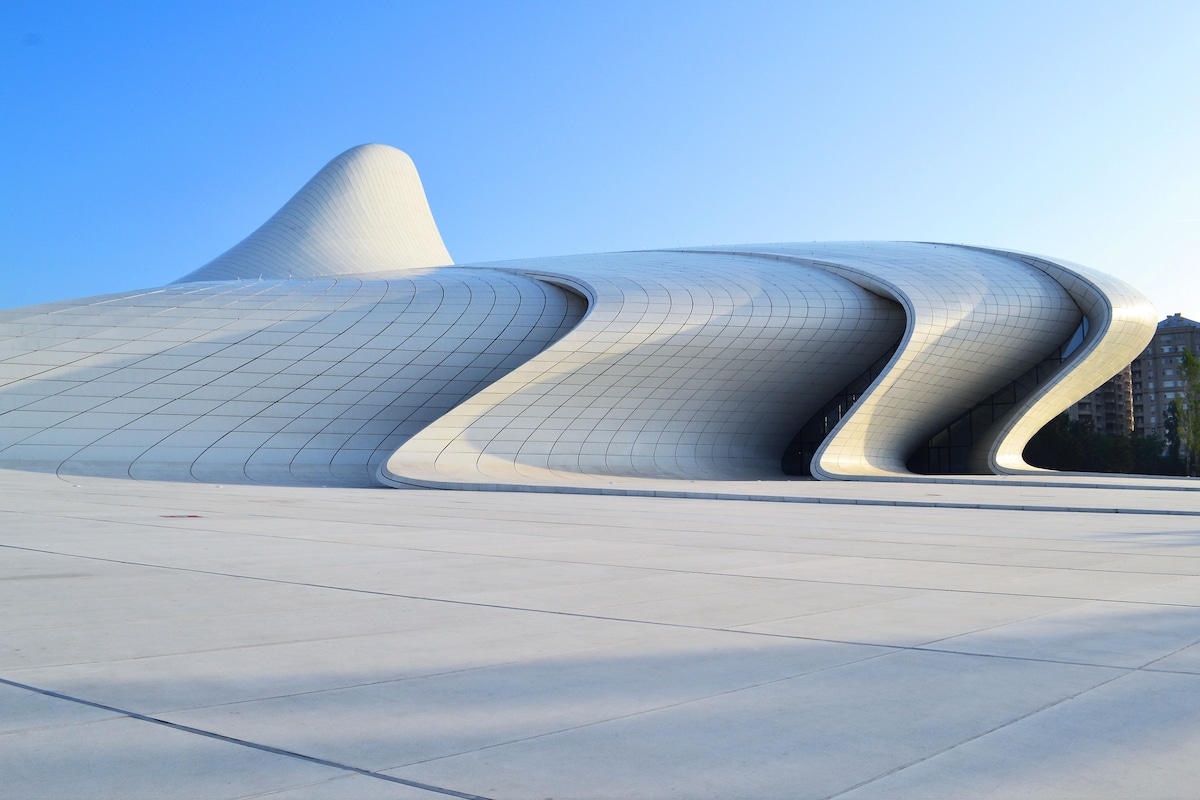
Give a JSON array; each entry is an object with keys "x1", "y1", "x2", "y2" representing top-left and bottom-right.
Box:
[{"x1": 3, "y1": 1, "x2": 1199, "y2": 318}]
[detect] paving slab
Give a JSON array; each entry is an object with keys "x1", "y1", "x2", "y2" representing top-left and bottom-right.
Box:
[
  {"x1": 839, "y1": 669, "x2": 1200, "y2": 799},
  {"x1": 0, "y1": 712, "x2": 348, "y2": 800},
  {"x1": 2, "y1": 467, "x2": 1200, "y2": 799},
  {"x1": 381, "y1": 650, "x2": 1114, "y2": 800}
]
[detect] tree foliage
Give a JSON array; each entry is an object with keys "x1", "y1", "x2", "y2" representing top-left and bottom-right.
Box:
[
  {"x1": 1024, "y1": 414, "x2": 1184, "y2": 475},
  {"x1": 1176, "y1": 349, "x2": 1200, "y2": 476}
]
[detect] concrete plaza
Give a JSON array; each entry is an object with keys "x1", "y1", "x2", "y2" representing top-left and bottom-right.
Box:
[{"x1": 2, "y1": 467, "x2": 1199, "y2": 798}]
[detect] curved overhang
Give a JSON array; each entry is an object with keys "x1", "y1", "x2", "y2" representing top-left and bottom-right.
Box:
[
  {"x1": 378, "y1": 250, "x2": 906, "y2": 489},
  {"x1": 955, "y1": 246, "x2": 1158, "y2": 474},
  {"x1": 692, "y1": 243, "x2": 1085, "y2": 480}
]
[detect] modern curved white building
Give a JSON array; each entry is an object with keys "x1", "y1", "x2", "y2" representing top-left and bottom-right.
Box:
[{"x1": 0, "y1": 145, "x2": 1158, "y2": 489}]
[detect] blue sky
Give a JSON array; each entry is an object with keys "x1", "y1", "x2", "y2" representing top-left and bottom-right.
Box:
[{"x1": 3, "y1": 1, "x2": 1199, "y2": 317}]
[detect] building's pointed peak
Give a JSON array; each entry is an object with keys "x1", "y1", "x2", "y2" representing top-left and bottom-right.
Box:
[{"x1": 176, "y1": 144, "x2": 452, "y2": 282}]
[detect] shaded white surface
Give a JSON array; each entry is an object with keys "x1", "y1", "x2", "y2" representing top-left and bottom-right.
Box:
[
  {"x1": 961, "y1": 247, "x2": 1159, "y2": 474},
  {"x1": 3, "y1": 468, "x2": 1200, "y2": 799},
  {"x1": 703, "y1": 243, "x2": 1087, "y2": 478}
]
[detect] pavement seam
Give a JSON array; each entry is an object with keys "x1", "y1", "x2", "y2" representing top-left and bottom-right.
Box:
[
  {"x1": 3, "y1": 543, "x2": 1187, "y2": 675},
  {"x1": 819, "y1": 629, "x2": 1200, "y2": 798},
  {"x1": 374, "y1": 644, "x2": 908, "y2": 773},
  {"x1": 6, "y1": 539, "x2": 1200, "y2": 616},
  {"x1": 8, "y1": 498, "x2": 1199, "y2": 560},
  {"x1": 10, "y1": 486, "x2": 1200, "y2": 533},
  {"x1": 818, "y1": 667, "x2": 1136, "y2": 799},
  {"x1": 0, "y1": 677, "x2": 493, "y2": 800},
  {"x1": 46, "y1": 510, "x2": 1200, "y2": 575},
  {"x1": 10, "y1": 500, "x2": 1200, "y2": 582}
]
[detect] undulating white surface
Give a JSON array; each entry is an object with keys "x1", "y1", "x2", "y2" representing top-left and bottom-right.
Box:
[
  {"x1": 3, "y1": 467, "x2": 1199, "y2": 799},
  {"x1": 701, "y1": 243, "x2": 1090, "y2": 479},
  {"x1": 957, "y1": 246, "x2": 1160, "y2": 474},
  {"x1": 0, "y1": 272, "x2": 582, "y2": 485},
  {"x1": 383, "y1": 242, "x2": 1157, "y2": 489},
  {"x1": 383, "y1": 251, "x2": 904, "y2": 485},
  {"x1": 0, "y1": 145, "x2": 1164, "y2": 488}
]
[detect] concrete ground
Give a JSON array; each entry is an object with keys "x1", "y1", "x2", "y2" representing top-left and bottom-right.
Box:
[{"x1": 2, "y1": 468, "x2": 1199, "y2": 799}]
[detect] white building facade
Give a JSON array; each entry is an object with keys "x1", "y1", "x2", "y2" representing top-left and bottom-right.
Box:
[{"x1": 0, "y1": 145, "x2": 1158, "y2": 488}]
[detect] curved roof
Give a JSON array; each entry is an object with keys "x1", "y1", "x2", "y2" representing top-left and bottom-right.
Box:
[
  {"x1": 956, "y1": 247, "x2": 1159, "y2": 475},
  {"x1": 0, "y1": 271, "x2": 580, "y2": 486},
  {"x1": 380, "y1": 251, "x2": 905, "y2": 487},
  {"x1": 0, "y1": 145, "x2": 1162, "y2": 488},
  {"x1": 695, "y1": 243, "x2": 1085, "y2": 479}
]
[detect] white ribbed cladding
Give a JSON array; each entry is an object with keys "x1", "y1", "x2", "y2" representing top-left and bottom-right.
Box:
[
  {"x1": 697, "y1": 243, "x2": 1085, "y2": 479},
  {"x1": 0, "y1": 270, "x2": 582, "y2": 486},
  {"x1": 379, "y1": 251, "x2": 905, "y2": 488},
  {"x1": 0, "y1": 129, "x2": 1161, "y2": 490},
  {"x1": 175, "y1": 144, "x2": 452, "y2": 283},
  {"x1": 956, "y1": 247, "x2": 1158, "y2": 474},
  {"x1": 2, "y1": 133, "x2": 1164, "y2": 489}
]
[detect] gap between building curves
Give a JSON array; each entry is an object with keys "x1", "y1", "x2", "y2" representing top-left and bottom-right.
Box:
[
  {"x1": 682, "y1": 245, "x2": 1088, "y2": 481},
  {"x1": 947, "y1": 246, "x2": 1158, "y2": 475}
]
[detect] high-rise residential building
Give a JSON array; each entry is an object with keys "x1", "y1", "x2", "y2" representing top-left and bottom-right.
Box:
[
  {"x1": 1069, "y1": 363, "x2": 1134, "y2": 435},
  {"x1": 1132, "y1": 313, "x2": 1200, "y2": 440}
]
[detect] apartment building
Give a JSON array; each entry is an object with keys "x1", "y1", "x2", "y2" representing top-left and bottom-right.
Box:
[
  {"x1": 1132, "y1": 313, "x2": 1200, "y2": 439},
  {"x1": 1069, "y1": 363, "x2": 1134, "y2": 435}
]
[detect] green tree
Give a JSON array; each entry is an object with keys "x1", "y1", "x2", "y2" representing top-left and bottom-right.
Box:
[
  {"x1": 1177, "y1": 349, "x2": 1200, "y2": 477},
  {"x1": 1025, "y1": 413, "x2": 1183, "y2": 475}
]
